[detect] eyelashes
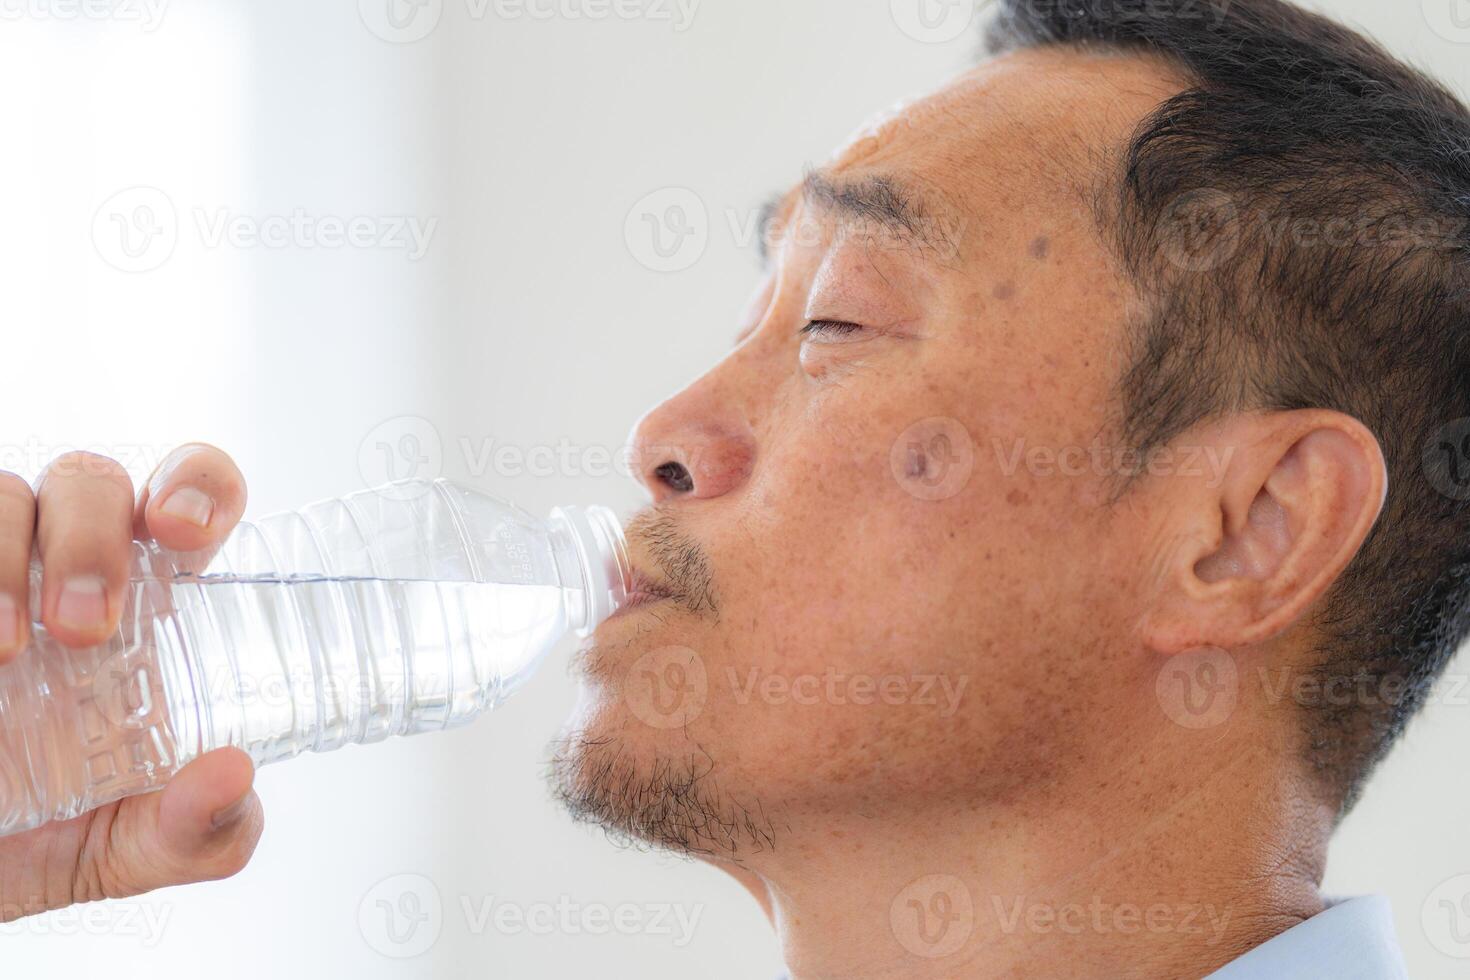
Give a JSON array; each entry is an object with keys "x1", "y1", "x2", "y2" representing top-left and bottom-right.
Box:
[
  {"x1": 797, "y1": 318, "x2": 880, "y2": 379},
  {"x1": 799, "y1": 319, "x2": 864, "y2": 338}
]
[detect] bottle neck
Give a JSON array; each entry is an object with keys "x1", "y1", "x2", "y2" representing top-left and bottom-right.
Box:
[{"x1": 547, "y1": 505, "x2": 630, "y2": 636}]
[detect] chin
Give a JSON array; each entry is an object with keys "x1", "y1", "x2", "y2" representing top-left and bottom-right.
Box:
[
  {"x1": 549, "y1": 628, "x2": 780, "y2": 858},
  {"x1": 547, "y1": 703, "x2": 770, "y2": 859}
]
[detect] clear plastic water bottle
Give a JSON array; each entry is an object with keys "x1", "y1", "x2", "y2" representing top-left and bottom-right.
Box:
[{"x1": 0, "y1": 478, "x2": 629, "y2": 838}]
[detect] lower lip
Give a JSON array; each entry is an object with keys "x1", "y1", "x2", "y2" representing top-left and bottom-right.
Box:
[{"x1": 607, "y1": 591, "x2": 674, "y2": 620}]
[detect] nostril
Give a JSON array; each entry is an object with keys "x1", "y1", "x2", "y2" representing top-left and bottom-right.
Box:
[{"x1": 654, "y1": 461, "x2": 694, "y2": 494}]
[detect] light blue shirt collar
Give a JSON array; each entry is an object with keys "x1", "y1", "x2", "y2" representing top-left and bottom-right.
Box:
[{"x1": 1205, "y1": 895, "x2": 1407, "y2": 979}]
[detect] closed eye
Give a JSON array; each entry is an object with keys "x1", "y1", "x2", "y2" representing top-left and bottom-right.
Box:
[{"x1": 799, "y1": 320, "x2": 864, "y2": 338}]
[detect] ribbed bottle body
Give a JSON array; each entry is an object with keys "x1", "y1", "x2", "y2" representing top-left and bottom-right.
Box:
[{"x1": 0, "y1": 480, "x2": 619, "y2": 838}]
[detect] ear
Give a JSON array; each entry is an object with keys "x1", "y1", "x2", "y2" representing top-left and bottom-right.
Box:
[{"x1": 1141, "y1": 410, "x2": 1387, "y2": 654}]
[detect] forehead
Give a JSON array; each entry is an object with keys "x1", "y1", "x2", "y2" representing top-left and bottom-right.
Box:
[
  {"x1": 762, "y1": 48, "x2": 1190, "y2": 431},
  {"x1": 819, "y1": 46, "x2": 1185, "y2": 262}
]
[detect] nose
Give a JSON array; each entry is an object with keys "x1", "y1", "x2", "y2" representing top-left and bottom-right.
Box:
[{"x1": 629, "y1": 382, "x2": 755, "y2": 503}]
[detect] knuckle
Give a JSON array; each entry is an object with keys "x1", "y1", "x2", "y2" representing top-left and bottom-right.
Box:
[
  {"x1": 213, "y1": 810, "x2": 264, "y2": 880},
  {"x1": 195, "y1": 839, "x2": 254, "y2": 885},
  {"x1": 213, "y1": 846, "x2": 253, "y2": 881},
  {"x1": 42, "y1": 526, "x2": 131, "y2": 570},
  {"x1": 71, "y1": 808, "x2": 123, "y2": 904},
  {"x1": 42, "y1": 452, "x2": 133, "y2": 495},
  {"x1": 0, "y1": 471, "x2": 35, "y2": 516}
]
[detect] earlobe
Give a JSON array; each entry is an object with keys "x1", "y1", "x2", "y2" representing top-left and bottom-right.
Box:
[{"x1": 1142, "y1": 411, "x2": 1387, "y2": 655}]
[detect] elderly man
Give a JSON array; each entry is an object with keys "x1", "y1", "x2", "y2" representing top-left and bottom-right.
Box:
[{"x1": 3, "y1": 1, "x2": 1465, "y2": 976}]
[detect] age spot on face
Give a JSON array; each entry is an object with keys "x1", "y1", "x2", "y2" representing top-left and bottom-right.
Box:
[
  {"x1": 993, "y1": 281, "x2": 1016, "y2": 301},
  {"x1": 1029, "y1": 235, "x2": 1051, "y2": 260}
]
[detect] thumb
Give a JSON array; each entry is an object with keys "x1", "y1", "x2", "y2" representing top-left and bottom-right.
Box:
[{"x1": 101, "y1": 747, "x2": 264, "y2": 898}]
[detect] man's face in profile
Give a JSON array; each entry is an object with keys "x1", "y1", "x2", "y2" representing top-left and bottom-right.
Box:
[{"x1": 552, "y1": 48, "x2": 1197, "y2": 854}]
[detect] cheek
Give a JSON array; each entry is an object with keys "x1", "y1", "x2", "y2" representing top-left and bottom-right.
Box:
[
  {"x1": 590, "y1": 379, "x2": 1146, "y2": 807},
  {"x1": 712, "y1": 362, "x2": 1120, "y2": 672},
  {"x1": 716, "y1": 394, "x2": 978, "y2": 660}
]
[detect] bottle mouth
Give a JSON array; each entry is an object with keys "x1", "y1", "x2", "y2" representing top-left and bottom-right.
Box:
[{"x1": 548, "y1": 505, "x2": 630, "y2": 636}]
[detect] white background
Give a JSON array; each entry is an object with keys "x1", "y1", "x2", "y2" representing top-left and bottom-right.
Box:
[{"x1": 0, "y1": 0, "x2": 1468, "y2": 976}]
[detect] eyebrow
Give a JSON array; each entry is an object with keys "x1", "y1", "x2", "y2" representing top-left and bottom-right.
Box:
[
  {"x1": 739, "y1": 170, "x2": 959, "y2": 345},
  {"x1": 756, "y1": 170, "x2": 951, "y2": 267}
]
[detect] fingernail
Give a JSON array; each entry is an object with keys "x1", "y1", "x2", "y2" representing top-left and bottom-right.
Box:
[
  {"x1": 211, "y1": 793, "x2": 252, "y2": 831},
  {"x1": 0, "y1": 593, "x2": 18, "y2": 650},
  {"x1": 57, "y1": 575, "x2": 108, "y2": 632},
  {"x1": 159, "y1": 486, "x2": 214, "y2": 528},
  {"x1": 147, "y1": 444, "x2": 201, "y2": 499}
]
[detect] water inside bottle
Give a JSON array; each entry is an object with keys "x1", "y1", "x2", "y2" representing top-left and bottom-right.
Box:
[{"x1": 0, "y1": 575, "x2": 574, "y2": 836}]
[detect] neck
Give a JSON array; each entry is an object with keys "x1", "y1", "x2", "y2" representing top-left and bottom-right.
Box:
[{"x1": 722, "y1": 738, "x2": 1333, "y2": 980}]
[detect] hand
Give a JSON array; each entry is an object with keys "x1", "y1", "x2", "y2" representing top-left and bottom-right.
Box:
[{"x1": 0, "y1": 444, "x2": 263, "y2": 922}]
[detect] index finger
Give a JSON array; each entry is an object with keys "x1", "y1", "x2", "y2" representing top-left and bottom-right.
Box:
[{"x1": 134, "y1": 444, "x2": 248, "y2": 557}]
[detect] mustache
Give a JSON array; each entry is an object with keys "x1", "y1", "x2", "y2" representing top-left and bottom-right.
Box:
[{"x1": 624, "y1": 508, "x2": 719, "y2": 618}]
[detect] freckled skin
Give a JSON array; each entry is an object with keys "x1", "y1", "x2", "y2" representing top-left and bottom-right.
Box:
[
  {"x1": 586, "y1": 49, "x2": 1179, "y2": 813},
  {"x1": 558, "y1": 47, "x2": 1350, "y2": 980}
]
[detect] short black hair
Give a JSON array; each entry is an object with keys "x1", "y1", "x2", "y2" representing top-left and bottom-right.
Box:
[{"x1": 985, "y1": 0, "x2": 1470, "y2": 811}]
